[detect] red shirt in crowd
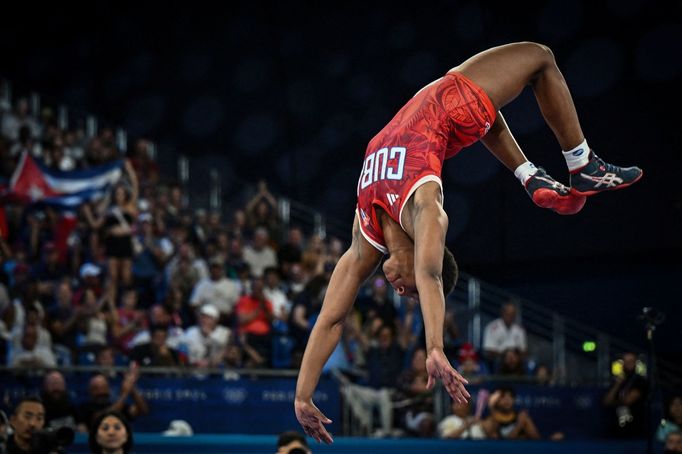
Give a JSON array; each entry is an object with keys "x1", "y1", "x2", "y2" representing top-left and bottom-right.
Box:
[{"x1": 236, "y1": 295, "x2": 273, "y2": 336}]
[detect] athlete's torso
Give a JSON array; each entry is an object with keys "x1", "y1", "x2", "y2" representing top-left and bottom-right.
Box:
[{"x1": 356, "y1": 71, "x2": 495, "y2": 253}]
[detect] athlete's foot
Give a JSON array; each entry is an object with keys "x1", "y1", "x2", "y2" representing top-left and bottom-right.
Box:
[
  {"x1": 525, "y1": 168, "x2": 586, "y2": 215},
  {"x1": 570, "y1": 151, "x2": 643, "y2": 196}
]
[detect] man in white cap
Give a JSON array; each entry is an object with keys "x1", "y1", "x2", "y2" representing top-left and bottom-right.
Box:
[{"x1": 181, "y1": 304, "x2": 230, "y2": 368}]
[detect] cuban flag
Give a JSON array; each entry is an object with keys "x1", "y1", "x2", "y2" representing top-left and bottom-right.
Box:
[{"x1": 7, "y1": 152, "x2": 124, "y2": 209}]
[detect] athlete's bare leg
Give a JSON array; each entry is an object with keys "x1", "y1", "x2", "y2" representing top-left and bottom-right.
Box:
[{"x1": 454, "y1": 41, "x2": 584, "y2": 170}]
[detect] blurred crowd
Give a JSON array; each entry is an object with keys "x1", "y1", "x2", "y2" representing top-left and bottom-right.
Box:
[{"x1": 2, "y1": 96, "x2": 677, "y2": 446}]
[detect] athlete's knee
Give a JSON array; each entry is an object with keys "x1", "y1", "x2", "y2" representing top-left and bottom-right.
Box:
[{"x1": 515, "y1": 41, "x2": 555, "y2": 66}]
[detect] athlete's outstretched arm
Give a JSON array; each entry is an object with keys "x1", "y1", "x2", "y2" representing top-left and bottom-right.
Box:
[
  {"x1": 295, "y1": 215, "x2": 382, "y2": 444},
  {"x1": 408, "y1": 182, "x2": 470, "y2": 404}
]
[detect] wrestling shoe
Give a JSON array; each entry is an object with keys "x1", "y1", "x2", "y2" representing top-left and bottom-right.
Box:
[
  {"x1": 570, "y1": 151, "x2": 643, "y2": 196},
  {"x1": 525, "y1": 168, "x2": 586, "y2": 215}
]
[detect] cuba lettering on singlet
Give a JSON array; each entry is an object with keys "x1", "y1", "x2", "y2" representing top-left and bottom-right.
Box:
[{"x1": 359, "y1": 146, "x2": 406, "y2": 189}]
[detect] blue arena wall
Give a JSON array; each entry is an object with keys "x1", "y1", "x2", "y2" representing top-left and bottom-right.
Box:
[{"x1": 67, "y1": 434, "x2": 651, "y2": 454}]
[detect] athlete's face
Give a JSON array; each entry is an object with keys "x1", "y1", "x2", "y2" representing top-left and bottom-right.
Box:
[{"x1": 382, "y1": 249, "x2": 418, "y2": 299}]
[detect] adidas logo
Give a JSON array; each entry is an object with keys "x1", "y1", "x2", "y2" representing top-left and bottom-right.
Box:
[{"x1": 387, "y1": 193, "x2": 400, "y2": 206}]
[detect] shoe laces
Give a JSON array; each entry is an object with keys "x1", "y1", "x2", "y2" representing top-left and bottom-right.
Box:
[{"x1": 591, "y1": 153, "x2": 619, "y2": 173}]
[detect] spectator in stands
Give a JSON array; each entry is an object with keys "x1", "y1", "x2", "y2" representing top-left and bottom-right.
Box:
[
  {"x1": 483, "y1": 301, "x2": 527, "y2": 365},
  {"x1": 113, "y1": 288, "x2": 146, "y2": 353},
  {"x1": 603, "y1": 352, "x2": 649, "y2": 438},
  {"x1": 77, "y1": 366, "x2": 149, "y2": 432},
  {"x1": 288, "y1": 275, "x2": 327, "y2": 364},
  {"x1": 40, "y1": 370, "x2": 78, "y2": 430},
  {"x1": 535, "y1": 364, "x2": 555, "y2": 386},
  {"x1": 189, "y1": 256, "x2": 241, "y2": 321},
  {"x1": 73, "y1": 263, "x2": 104, "y2": 306},
  {"x1": 1, "y1": 98, "x2": 40, "y2": 141},
  {"x1": 278, "y1": 226, "x2": 304, "y2": 276},
  {"x1": 236, "y1": 277, "x2": 274, "y2": 367},
  {"x1": 88, "y1": 410, "x2": 134, "y2": 454},
  {"x1": 276, "y1": 430, "x2": 311, "y2": 454},
  {"x1": 165, "y1": 242, "x2": 207, "y2": 299},
  {"x1": 182, "y1": 304, "x2": 230, "y2": 368},
  {"x1": 6, "y1": 396, "x2": 45, "y2": 454},
  {"x1": 285, "y1": 262, "x2": 308, "y2": 300},
  {"x1": 13, "y1": 303, "x2": 52, "y2": 350},
  {"x1": 301, "y1": 233, "x2": 327, "y2": 277},
  {"x1": 357, "y1": 276, "x2": 397, "y2": 327},
  {"x1": 31, "y1": 242, "x2": 62, "y2": 300},
  {"x1": 455, "y1": 343, "x2": 486, "y2": 384},
  {"x1": 438, "y1": 400, "x2": 487, "y2": 439},
  {"x1": 343, "y1": 323, "x2": 407, "y2": 437},
  {"x1": 263, "y1": 267, "x2": 291, "y2": 325},
  {"x1": 245, "y1": 180, "x2": 279, "y2": 237},
  {"x1": 222, "y1": 343, "x2": 244, "y2": 369},
  {"x1": 95, "y1": 346, "x2": 118, "y2": 378},
  {"x1": 665, "y1": 431, "x2": 682, "y2": 453},
  {"x1": 128, "y1": 138, "x2": 159, "y2": 184},
  {"x1": 129, "y1": 304, "x2": 184, "y2": 350},
  {"x1": 82, "y1": 160, "x2": 139, "y2": 294},
  {"x1": 129, "y1": 324, "x2": 184, "y2": 368},
  {"x1": 497, "y1": 348, "x2": 526, "y2": 377},
  {"x1": 658, "y1": 395, "x2": 682, "y2": 442},
  {"x1": 9, "y1": 322, "x2": 56, "y2": 367},
  {"x1": 396, "y1": 348, "x2": 435, "y2": 438},
  {"x1": 482, "y1": 386, "x2": 541, "y2": 440},
  {"x1": 47, "y1": 279, "x2": 78, "y2": 353},
  {"x1": 131, "y1": 212, "x2": 174, "y2": 306},
  {"x1": 243, "y1": 227, "x2": 277, "y2": 278},
  {"x1": 74, "y1": 289, "x2": 116, "y2": 351}
]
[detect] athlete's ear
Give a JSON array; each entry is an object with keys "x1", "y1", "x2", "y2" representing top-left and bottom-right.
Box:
[{"x1": 397, "y1": 286, "x2": 405, "y2": 295}]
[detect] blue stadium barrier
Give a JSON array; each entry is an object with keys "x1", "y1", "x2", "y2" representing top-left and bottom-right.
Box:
[{"x1": 68, "y1": 434, "x2": 651, "y2": 454}]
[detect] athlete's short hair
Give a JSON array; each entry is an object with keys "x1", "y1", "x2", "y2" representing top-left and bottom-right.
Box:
[
  {"x1": 277, "y1": 431, "x2": 309, "y2": 448},
  {"x1": 442, "y1": 246, "x2": 458, "y2": 297}
]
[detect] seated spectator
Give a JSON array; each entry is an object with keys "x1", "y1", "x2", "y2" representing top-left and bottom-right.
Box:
[
  {"x1": 658, "y1": 395, "x2": 682, "y2": 442},
  {"x1": 276, "y1": 430, "x2": 311, "y2": 454},
  {"x1": 74, "y1": 289, "x2": 116, "y2": 351},
  {"x1": 182, "y1": 304, "x2": 230, "y2": 368},
  {"x1": 9, "y1": 322, "x2": 56, "y2": 367},
  {"x1": 342, "y1": 323, "x2": 406, "y2": 437},
  {"x1": 189, "y1": 256, "x2": 241, "y2": 321},
  {"x1": 277, "y1": 226, "x2": 304, "y2": 276},
  {"x1": 41, "y1": 370, "x2": 78, "y2": 430},
  {"x1": 263, "y1": 267, "x2": 291, "y2": 325},
  {"x1": 438, "y1": 400, "x2": 487, "y2": 439},
  {"x1": 242, "y1": 227, "x2": 277, "y2": 278},
  {"x1": 11, "y1": 303, "x2": 52, "y2": 350},
  {"x1": 455, "y1": 343, "x2": 487, "y2": 384},
  {"x1": 130, "y1": 324, "x2": 185, "y2": 368},
  {"x1": 131, "y1": 211, "x2": 174, "y2": 306},
  {"x1": 31, "y1": 241, "x2": 63, "y2": 300},
  {"x1": 497, "y1": 348, "x2": 526, "y2": 377},
  {"x1": 603, "y1": 352, "x2": 649, "y2": 438},
  {"x1": 114, "y1": 288, "x2": 147, "y2": 353},
  {"x1": 222, "y1": 343, "x2": 244, "y2": 369},
  {"x1": 288, "y1": 275, "x2": 327, "y2": 364},
  {"x1": 396, "y1": 348, "x2": 435, "y2": 438},
  {"x1": 47, "y1": 279, "x2": 78, "y2": 353},
  {"x1": 665, "y1": 431, "x2": 682, "y2": 453},
  {"x1": 129, "y1": 304, "x2": 184, "y2": 350},
  {"x1": 357, "y1": 276, "x2": 397, "y2": 327},
  {"x1": 6, "y1": 396, "x2": 45, "y2": 454},
  {"x1": 165, "y1": 242, "x2": 206, "y2": 302},
  {"x1": 88, "y1": 410, "x2": 134, "y2": 454},
  {"x1": 77, "y1": 366, "x2": 149, "y2": 432},
  {"x1": 482, "y1": 386, "x2": 541, "y2": 440},
  {"x1": 483, "y1": 301, "x2": 527, "y2": 366},
  {"x1": 535, "y1": 364, "x2": 555, "y2": 386},
  {"x1": 73, "y1": 262, "x2": 104, "y2": 305},
  {"x1": 236, "y1": 277, "x2": 274, "y2": 367}
]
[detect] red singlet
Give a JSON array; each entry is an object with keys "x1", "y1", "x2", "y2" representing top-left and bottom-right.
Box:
[{"x1": 356, "y1": 71, "x2": 496, "y2": 253}]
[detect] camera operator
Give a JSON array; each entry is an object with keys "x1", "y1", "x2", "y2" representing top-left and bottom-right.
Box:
[{"x1": 6, "y1": 397, "x2": 44, "y2": 454}]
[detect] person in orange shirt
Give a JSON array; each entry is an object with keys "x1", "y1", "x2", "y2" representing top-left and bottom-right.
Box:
[{"x1": 236, "y1": 277, "x2": 274, "y2": 367}]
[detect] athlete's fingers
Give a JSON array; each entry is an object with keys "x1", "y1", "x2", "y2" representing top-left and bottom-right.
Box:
[{"x1": 426, "y1": 373, "x2": 435, "y2": 390}]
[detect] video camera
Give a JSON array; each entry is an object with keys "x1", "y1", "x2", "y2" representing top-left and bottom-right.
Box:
[{"x1": 30, "y1": 426, "x2": 75, "y2": 454}]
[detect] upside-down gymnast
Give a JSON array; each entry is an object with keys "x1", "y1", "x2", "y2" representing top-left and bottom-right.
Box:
[{"x1": 295, "y1": 42, "x2": 642, "y2": 443}]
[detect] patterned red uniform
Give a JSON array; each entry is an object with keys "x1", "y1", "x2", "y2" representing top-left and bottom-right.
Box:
[{"x1": 356, "y1": 71, "x2": 496, "y2": 253}]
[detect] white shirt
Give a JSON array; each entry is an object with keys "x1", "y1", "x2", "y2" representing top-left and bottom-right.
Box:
[
  {"x1": 182, "y1": 325, "x2": 230, "y2": 365},
  {"x1": 189, "y1": 277, "x2": 242, "y2": 315},
  {"x1": 264, "y1": 286, "x2": 290, "y2": 317},
  {"x1": 483, "y1": 318, "x2": 527, "y2": 353},
  {"x1": 242, "y1": 245, "x2": 277, "y2": 277},
  {"x1": 438, "y1": 415, "x2": 486, "y2": 439},
  {"x1": 10, "y1": 346, "x2": 57, "y2": 367}
]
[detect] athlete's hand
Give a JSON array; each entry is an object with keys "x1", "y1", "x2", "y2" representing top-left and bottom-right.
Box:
[
  {"x1": 426, "y1": 348, "x2": 470, "y2": 404},
  {"x1": 295, "y1": 398, "x2": 333, "y2": 444}
]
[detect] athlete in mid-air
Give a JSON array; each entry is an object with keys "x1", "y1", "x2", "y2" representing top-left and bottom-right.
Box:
[{"x1": 295, "y1": 42, "x2": 642, "y2": 444}]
